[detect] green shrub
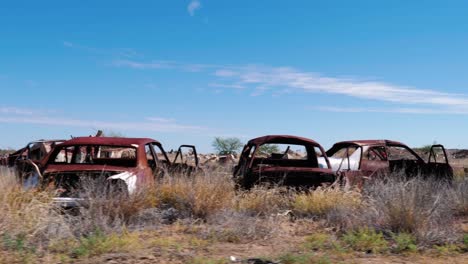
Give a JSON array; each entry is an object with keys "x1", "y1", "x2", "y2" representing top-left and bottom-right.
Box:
[
  {"x1": 1, "y1": 233, "x2": 30, "y2": 253},
  {"x1": 70, "y1": 229, "x2": 139, "y2": 258},
  {"x1": 190, "y1": 257, "x2": 229, "y2": 264},
  {"x1": 392, "y1": 233, "x2": 417, "y2": 253},
  {"x1": 342, "y1": 228, "x2": 389, "y2": 254},
  {"x1": 304, "y1": 233, "x2": 331, "y2": 250},
  {"x1": 278, "y1": 253, "x2": 331, "y2": 264},
  {"x1": 434, "y1": 243, "x2": 461, "y2": 255}
]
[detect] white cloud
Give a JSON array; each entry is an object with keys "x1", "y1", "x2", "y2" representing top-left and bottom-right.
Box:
[
  {"x1": 64, "y1": 41, "x2": 138, "y2": 58},
  {"x1": 216, "y1": 65, "x2": 468, "y2": 112},
  {"x1": 113, "y1": 59, "x2": 175, "y2": 69},
  {"x1": 63, "y1": 41, "x2": 74, "y2": 47},
  {"x1": 145, "y1": 117, "x2": 177, "y2": 123},
  {"x1": 230, "y1": 67, "x2": 467, "y2": 104},
  {"x1": 113, "y1": 59, "x2": 213, "y2": 72},
  {"x1": 0, "y1": 107, "x2": 206, "y2": 133},
  {"x1": 0, "y1": 107, "x2": 35, "y2": 116},
  {"x1": 112, "y1": 59, "x2": 468, "y2": 114},
  {"x1": 188, "y1": 0, "x2": 201, "y2": 16},
  {"x1": 315, "y1": 106, "x2": 468, "y2": 115},
  {"x1": 214, "y1": 69, "x2": 237, "y2": 77},
  {"x1": 209, "y1": 83, "x2": 245, "y2": 89}
]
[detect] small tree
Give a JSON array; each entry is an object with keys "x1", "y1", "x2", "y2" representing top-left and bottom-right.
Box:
[
  {"x1": 102, "y1": 130, "x2": 126, "y2": 137},
  {"x1": 257, "y1": 144, "x2": 280, "y2": 156},
  {"x1": 212, "y1": 137, "x2": 244, "y2": 155},
  {"x1": 415, "y1": 141, "x2": 437, "y2": 153}
]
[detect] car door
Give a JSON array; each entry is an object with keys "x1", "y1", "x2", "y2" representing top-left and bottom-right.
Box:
[
  {"x1": 387, "y1": 145, "x2": 425, "y2": 177},
  {"x1": 425, "y1": 144, "x2": 453, "y2": 180},
  {"x1": 171, "y1": 145, "x2": 200, "y2": 175},
  {"x1": 360, "y1": 146, "x2": 390, "y2": 177},
  {"x1": 146, "y1": 143, "x2": 170, "y2": 179}
]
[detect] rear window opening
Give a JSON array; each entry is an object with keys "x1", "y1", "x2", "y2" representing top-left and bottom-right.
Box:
[
  {"x1": 254, "y1": 144, "x2": 308, "y2": 160},
  {"x1": 52, "y1": 145, "x2": 137, "y2": 167},
  {"x1": 250, "y1": 143, "x2": 323, "y2": 168}
]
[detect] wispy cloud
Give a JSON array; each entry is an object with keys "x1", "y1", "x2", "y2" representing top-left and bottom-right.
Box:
[
  {"x1": 113, "y1": 59, "x2": 175, "y2": 69},
  {"x1": 0, "y1": 107, "x2": 35, "y2": 116},
  {"x1": 145, "y1": 117, "x2": 177, "y2": 123},
  {"x1": 63, "y1": 41, "x2": 138, "y2": 58},
  {"x1": 113, "y1": 59, "x2": 213, "y2": 72},
  {"x1": 209, "y1": 83, "x2": 245, "y2": 89},
  {"x1": 0, "y1": 107, "x2": 206, "y2": 133},
  {"x1": 315, "y1": 106, "x2": 468, "y2": 114},
  {"x1": 188, "y1": 0, "x2": 201, "y2": 16},
  {"x1": 112, "y1": 59, "x2": 468, "y2": 114},
  {"x1": 214, "y1": 69, "x2": 237, "y2": 77},
  {"x1": 217, "y1": 66, "x2": 468, "y2": 108}
]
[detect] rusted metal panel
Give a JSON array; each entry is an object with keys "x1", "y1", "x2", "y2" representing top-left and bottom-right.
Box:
[
  {"x1": 327, "y1": 139, "x2": 454, "y2": 188},
  {"x1": 234, "y1": 135, "x2": 335, "y2": 189},
  {"x1": 33, "y1": 137, "x2": 201, "y2": 206}
]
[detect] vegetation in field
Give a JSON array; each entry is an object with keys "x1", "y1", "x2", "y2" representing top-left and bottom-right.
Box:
[
  {"x1": 211, "y1": 137, "x2": 243, "y2": 155},
  {"x1": 0, "y1": 165, "x2": 467, "y2": 262},
  {"x1": 341, "y1": 228, "x2": 389, "y2": 254}
]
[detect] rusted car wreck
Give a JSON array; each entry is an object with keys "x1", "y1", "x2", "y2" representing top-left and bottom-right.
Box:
[
  {"x1": 0, "y1": 139, "x2": 65, "y2": 179},
  {"x1": 25, "y1": 137, "x2": 199, "y2": 206},
  {"x1": 233, "y1": 135, "x2": 335, "y2": 189},
  {"x1": 323, "y1": 140, "x2": 453, "y2": 187}
]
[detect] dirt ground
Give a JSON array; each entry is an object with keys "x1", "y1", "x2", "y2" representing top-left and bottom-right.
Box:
[{"x1": 76, "y1": 220, "x2": 468, "y2": 264}]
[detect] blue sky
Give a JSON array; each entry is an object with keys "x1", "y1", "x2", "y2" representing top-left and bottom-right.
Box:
[{"x1": 1, "y1": 0, "x2": 468, "y2": 152}]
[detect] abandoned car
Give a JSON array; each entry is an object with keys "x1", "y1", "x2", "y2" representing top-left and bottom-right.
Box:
[
  {"x1": 0, "y1": 139, "x2": 65, "y2": 180},
  {"x1": 233, "y1": 135, "x2": 335, "y2": 189},
  {"x1": 321, "y1": 140, "x2": 453, "y2": 187},
  {"x1": 25, "y1": 137, "x2": 199, "y2": 206}
]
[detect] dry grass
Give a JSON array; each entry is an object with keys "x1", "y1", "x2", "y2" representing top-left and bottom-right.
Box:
[
  {"x1": 293, "y1": 187, "x2": 363, "y2": 217},
  {"x1": 157, "y1": 172, "x2": 235, "y2": 219},
  {"x1": 327, "y1": 176, "x2": 461, "y2": 245},
  {"x1": 235, "y1": 186, "x2": 291, "y2": 216},
  {"x1": 0, "y1": 165, "x2": 467, "y2": 262},
  {"x1": 0, "y1": 167, "x2": 70, "y2": 247},
  {"x1": 448, "y1": 178, "x2": 468, "y2": 216}
]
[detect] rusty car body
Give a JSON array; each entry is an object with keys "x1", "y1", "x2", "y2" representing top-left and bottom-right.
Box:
[
  {"x1": 322, "y1": 140, "x2": 453, "y2": 188},
  {"x1": 0, "y1": 139, "x2": 65, "y2": 167},
  {"x1": 26, "y1": 137, "x2": 199, "y2": 206},
  {"x1": 233, "y1": 135, "x2": 335, "y2": 189},
  {"x1": 0, "y1": 139, "x2": 65, "y2": 179}
]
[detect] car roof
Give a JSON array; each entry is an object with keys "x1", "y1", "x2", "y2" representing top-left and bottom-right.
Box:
[
  {"x1": 58, "y1": 137, "x2": 160, "y2": 147},
  {"x1": 248, "y1": 135, "x2": 322, "y2": 147},
  {"x1": 332, "y1": 139, "x2": 408, "y2": 147}
]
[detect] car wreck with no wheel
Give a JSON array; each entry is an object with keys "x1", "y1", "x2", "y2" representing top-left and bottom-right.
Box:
[
  {"x1": 26, "y1": 137, "x2": 199, "y2": 206},
  {"x1": 324, "y1": 140, "x2": 453, "y2": 188},
  {"x1": 0, "y1": 139, "x2": 65, "y2": 179},
  {"x1": 233, "y1": 135, "x2": 336, "y2": 189}
]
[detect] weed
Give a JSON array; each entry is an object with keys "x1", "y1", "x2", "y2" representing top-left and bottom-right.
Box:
[
  {"x1": 342, "y1": 228, "x2": 389, "y2": 254},
  {"x1": 303, "y1": 233, "x2": 331, "y2": 250},
  {"x1": 190, "y1": 256, "x2": 229, "y2": 264},
  {"x1": 70, "y1": 229, "x2": 140, "y2": 258},
  {"x1": 278, "y1": 253, "x2": 331, "y2": 264},
  {"x1": 434, "y1": 243, "x2": 461, "y2": 255},
  {"x1": 391, "y1": 233, "x2": 418, "y2": 253}
]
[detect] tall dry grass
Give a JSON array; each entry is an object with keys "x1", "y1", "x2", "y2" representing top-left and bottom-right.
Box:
[
  {"x1": 0, "y1": 167, "x2": 71, "y2": 248},
  {"x1": 156, "y1": 172, "x2": 235, "y2": 219},
  {"x1": 0, "y1": 165, "x2": 467, "y2": 258},
  {"x1": 293, "y1": 187, "x2": 362, "y2": 217},
  {"x1": 326, "y1": 176, "x2": 464, "y2": 245}
]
